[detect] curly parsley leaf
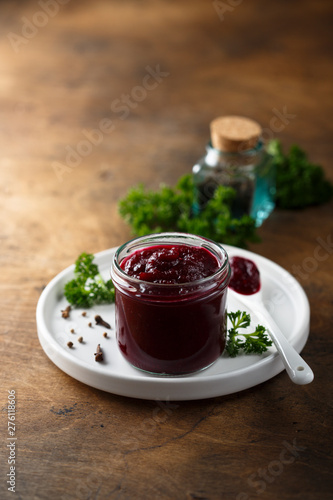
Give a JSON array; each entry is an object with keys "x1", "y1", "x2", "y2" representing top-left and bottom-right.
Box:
[
  {"x1": 226, "y1": 310, "x2": 272, "y2": 357},
  {"x1": 118, "y1": 174, "x2": 259, "y2": 248},
  {"x1": 64, "y1": 252, "x2": 115, "y2": 308},
  {"x1": 268, "y1": 139, "x2": 333, "y2": 209}
]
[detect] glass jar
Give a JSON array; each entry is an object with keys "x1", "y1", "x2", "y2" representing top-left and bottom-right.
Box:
[
  {"x1": 110, "y1": 232, "x2": 231, "y2": 376},
  {"x1": 192, "y1": 116, "x2": 276, "y2": 227}
]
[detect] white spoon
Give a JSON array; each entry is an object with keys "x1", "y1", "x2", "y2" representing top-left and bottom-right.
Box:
[{"x1": 228, "y1": 259, "x2": 314, "y2": 385}]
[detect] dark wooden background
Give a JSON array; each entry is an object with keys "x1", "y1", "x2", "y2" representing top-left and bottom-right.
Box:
[{"x1": 0, "y1": 1, "x2": 332, "y2": 499}]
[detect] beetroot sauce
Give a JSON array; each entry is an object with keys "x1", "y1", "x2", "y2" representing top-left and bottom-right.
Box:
[
  {"x1": 114, "y1": 244, "x2": 229, "y2": 375},
  {"x1": 229, "y1": 256, "x2": 260, "y2": 295},
  {"x1": 121, "y1": 245, "x2": 219, "y2": 283}
]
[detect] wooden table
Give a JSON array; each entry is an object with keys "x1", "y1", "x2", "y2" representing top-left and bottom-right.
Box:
[{"x1": 1, "y1": 1, "x2": 332, "y2": 498}]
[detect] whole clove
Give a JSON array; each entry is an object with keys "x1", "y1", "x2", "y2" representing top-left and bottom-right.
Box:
[
  {"x1": 61, "y1": 305, "x2": 71, "y2": 319},
  {"x1": 95, "y1": 315, "x2": 111, "y2": 329},
  {"x1": 94, "y1": 344, "x2": 103, "y2": 362}
]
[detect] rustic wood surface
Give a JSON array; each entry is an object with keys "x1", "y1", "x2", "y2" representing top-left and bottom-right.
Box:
[{"x1": 0, "y1": 1, "x2": 332, "y2": 499}]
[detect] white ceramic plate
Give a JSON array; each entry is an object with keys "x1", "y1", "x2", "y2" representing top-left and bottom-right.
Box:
[{"x1": 36, "y1": 245, "x2": 310, "y2": 401}]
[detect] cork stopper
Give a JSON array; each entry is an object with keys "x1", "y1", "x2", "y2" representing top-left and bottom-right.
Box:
[{"x1": 210, "y1": 116, "x2": 262, "y2": 152}]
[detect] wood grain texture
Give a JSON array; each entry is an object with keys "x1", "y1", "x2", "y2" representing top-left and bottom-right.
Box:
[{"x1": 0, "y1": 0, "x2": 332, "y2": 499}]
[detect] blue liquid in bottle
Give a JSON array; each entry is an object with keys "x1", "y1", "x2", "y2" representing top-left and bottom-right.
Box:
[{"x1": 251, "y1": 154, "x2": 276, "y2": 227}]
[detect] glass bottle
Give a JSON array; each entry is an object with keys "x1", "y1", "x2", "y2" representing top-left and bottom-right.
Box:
[{"x1": 192, "y1": 116, "x2": 276, "y2": 227}]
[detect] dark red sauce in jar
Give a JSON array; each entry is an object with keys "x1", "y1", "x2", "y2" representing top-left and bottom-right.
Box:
[
  {"x1": 121, "y1": 244, "x2": 220, "y2": 283},
  {"x1": 229, "y1": 256, "x2": 260, "y2": 295},
  {"x1": 111, "y1": 233, "x2": 230, "y2": 375}
]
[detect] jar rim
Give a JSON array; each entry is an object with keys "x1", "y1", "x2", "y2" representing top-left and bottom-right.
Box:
[{"x1": 111, "y1": 232, "x2": 230, "y2": 289}]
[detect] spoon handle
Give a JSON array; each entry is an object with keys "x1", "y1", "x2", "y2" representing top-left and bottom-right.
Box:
[{"x1": 255, "y1": 304, "x2": 314, "y2": 385}]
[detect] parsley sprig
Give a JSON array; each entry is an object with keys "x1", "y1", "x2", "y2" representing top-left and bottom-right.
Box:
[
  {"x1": 64, "y1": 252, "x2": 115, "y2": 308},
  {"x1": 118, "y1": 174, "x2": 259, "y2": 248},
  {"x1": 268, "y1": 139, "x2": 333, "y2": 209},
  {"x1": 226, "y1": 310, "x2": 272, "y2": 357}
]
